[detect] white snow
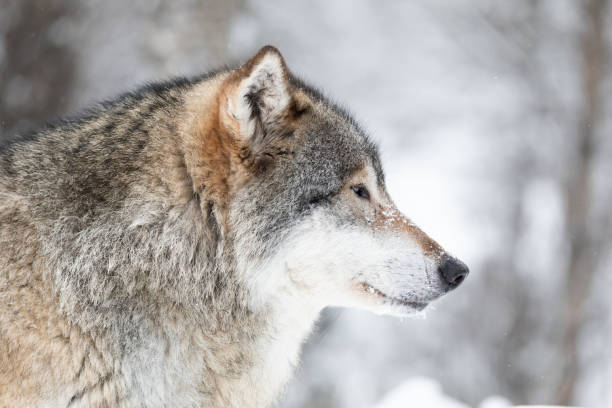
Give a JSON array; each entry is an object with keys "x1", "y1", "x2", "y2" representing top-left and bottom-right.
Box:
[
  {"x1": 374, "y1": 377, "x2": 470, "y2": 408},
  {"x1": 374, "y1": 378, "x2": 582, "y2": 408}
]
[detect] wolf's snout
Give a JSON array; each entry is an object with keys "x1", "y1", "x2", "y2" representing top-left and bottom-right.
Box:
[{"x1": 438, "y1": 256, "x2": 469, "y2": 289}]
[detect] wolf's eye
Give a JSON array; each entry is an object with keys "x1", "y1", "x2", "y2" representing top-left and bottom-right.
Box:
[{"x1": 351, "y1": 184, "x2": 370, "y2": 200}]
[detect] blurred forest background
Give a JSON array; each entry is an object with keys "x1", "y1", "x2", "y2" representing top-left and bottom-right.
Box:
[{"x1": 1, "y1": 1, "x2": 611, "y2": 407}]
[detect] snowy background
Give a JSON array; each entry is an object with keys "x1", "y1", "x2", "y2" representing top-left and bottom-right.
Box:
[{"x1": 1, "y1": 1, "x2": 611, "y2": 407}]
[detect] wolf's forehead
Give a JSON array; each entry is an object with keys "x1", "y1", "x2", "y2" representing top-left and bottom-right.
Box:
[{"x1": 301, "y1": 102, "x2": 384, "y2": 186}]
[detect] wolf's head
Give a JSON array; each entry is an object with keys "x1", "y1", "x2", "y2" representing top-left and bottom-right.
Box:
[{"x1": 207, "y1": 46, "x2": 468, "y2": 317}]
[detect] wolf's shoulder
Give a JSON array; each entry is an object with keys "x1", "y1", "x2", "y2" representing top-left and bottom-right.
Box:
[{"x1": 0, "y1": 74, "x2": 216, "y2": 157}]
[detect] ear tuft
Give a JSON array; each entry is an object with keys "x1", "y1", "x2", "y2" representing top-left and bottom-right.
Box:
[{"x1": 223, "y1": 46, "x2": 291, "y2": 147}]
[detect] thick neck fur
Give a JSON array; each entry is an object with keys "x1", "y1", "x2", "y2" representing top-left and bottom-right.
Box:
[{"x1": 0, "y1": 73, "x2": 319, "y2": 407}]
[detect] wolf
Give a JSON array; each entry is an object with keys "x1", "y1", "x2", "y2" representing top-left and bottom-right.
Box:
[{"x1": 0, "y1": 46, "x2": 468, "y2": 407}]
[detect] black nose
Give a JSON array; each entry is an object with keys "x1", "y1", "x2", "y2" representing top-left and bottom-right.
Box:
[{"x1": 438, "y1": 256, "x2": 469, "y2": 289}]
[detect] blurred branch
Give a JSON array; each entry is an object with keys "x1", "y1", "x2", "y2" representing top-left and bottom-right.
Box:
[{"x1": 422, "y1": 0, "x2": 566, "y2": 116}]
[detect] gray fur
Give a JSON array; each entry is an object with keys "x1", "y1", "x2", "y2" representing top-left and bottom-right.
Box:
[
  {"x1": 0, "y1": 47, "x2": 460, "y2": 407},
  {"x1": 0, "y1": 49, "x2": 381, "y2": 407}
]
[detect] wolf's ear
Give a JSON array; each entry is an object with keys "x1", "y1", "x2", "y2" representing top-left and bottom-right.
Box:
[{"x1": 221, "y1": 46, "x2": 291, "y2": 149}]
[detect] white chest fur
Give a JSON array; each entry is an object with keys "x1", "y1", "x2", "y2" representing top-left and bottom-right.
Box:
[
  {"x1": 215, "y1": 293, "x2": 322, "y2": 408},
  {"x1": 117, "y1": 295, "x2": 321, "y2": 408}
]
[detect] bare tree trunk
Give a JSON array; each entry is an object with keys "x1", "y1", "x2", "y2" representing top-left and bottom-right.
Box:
[
  {"x1": 556, "y1": 0, "x2": 608, "y2": 404},
  {"x1": 0, "y1": 0, "x2": 77, "y2": 139},
  {"x1": 196, "y1": 0, "x2": 246, "y2": 62},
  {"x1": 151, "y1": 0, "x2": 246, "y2": 66}
]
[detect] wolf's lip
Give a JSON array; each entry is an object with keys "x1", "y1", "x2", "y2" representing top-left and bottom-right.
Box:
[
  {"x1": 392, "y1": 299, "x2": 428, "y2": 311},
  {"x1": 360, "y1": 282, "x2": 429, "y2": 311}
]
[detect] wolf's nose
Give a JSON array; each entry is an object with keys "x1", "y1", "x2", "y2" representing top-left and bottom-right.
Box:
[{"x1": 438, "y1": 256, "x2": 469, "y2": 289}]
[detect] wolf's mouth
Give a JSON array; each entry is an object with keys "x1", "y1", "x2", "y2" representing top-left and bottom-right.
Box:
[{"x1": 359, "y1": 282, "x2": 428, "y2": 311}]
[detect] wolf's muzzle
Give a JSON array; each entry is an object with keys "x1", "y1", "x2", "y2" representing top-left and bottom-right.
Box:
[{"x1": 438, "y1": 255, "x2": 469, "y2": 289}]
